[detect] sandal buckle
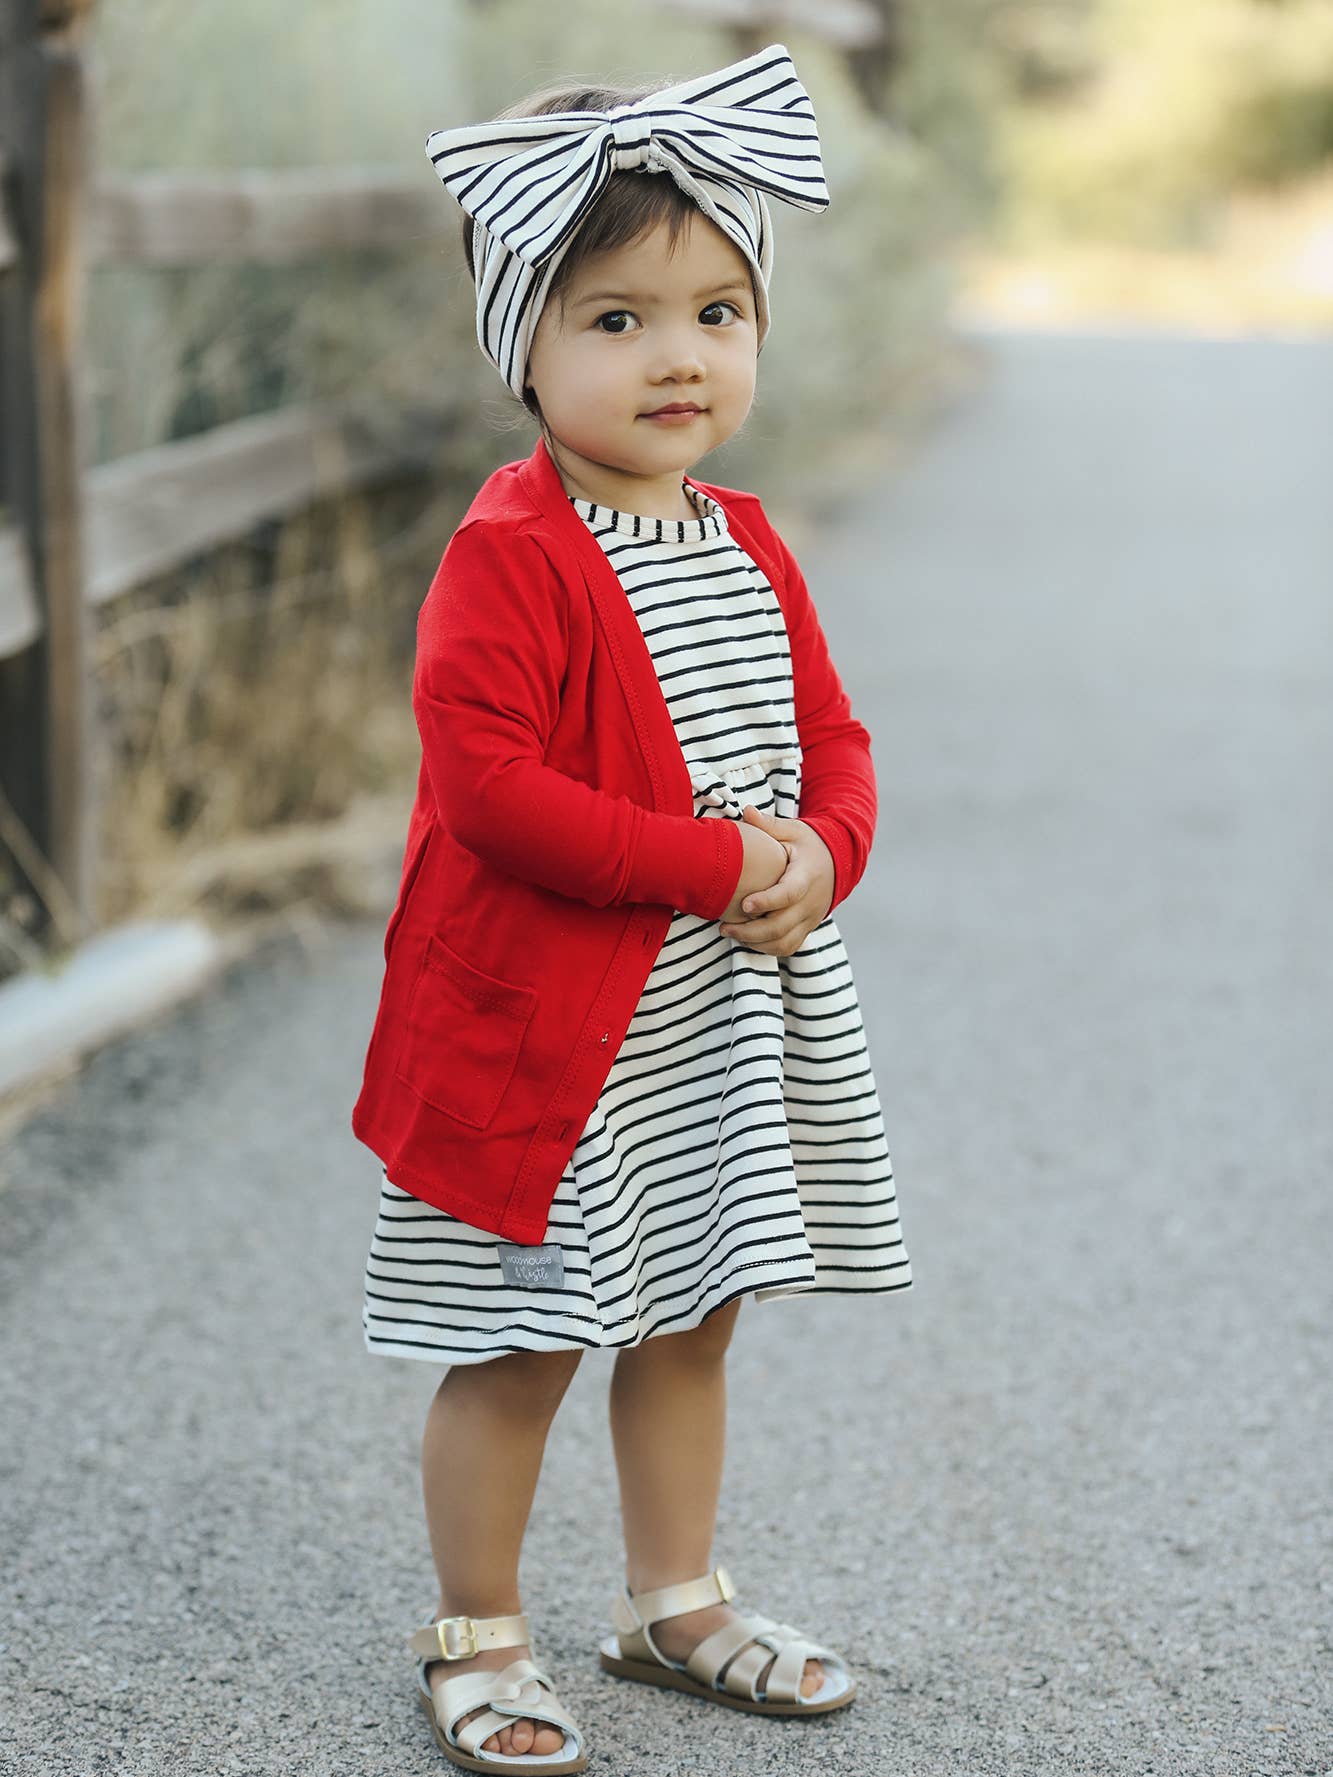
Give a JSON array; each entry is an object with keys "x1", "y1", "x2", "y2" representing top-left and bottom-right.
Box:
[
  {"x1": 434, "y1": 1614, "x2": 479, "y2": 1660},
  {"x1": 714, "y1": 1565, "x2": 735, "y2": 1603}
]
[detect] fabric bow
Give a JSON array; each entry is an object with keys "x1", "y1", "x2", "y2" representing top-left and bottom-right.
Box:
[
  {"x1": 427, "y1": 41, "x2": 829, "y2": 269},
  {"x1": 424, "y1": 42, "x2": 831, "y2": 397}
]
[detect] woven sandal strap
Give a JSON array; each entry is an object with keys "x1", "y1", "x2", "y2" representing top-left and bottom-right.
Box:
[
  {"x1": 612, "y1": 1564, "x2": 735, "y2": 1635},
  {"x1": 683, "y1": 1613, "x2": 777, "y2": 1696},
  {"x1": 452, "y1": 1708, "x2": 520, "y2": 1759},
  {"x1": 407, "y1": 1610, "x2": 530, "y2": 1662},
  {"x1": 453, "y1": 1705, "x2": 578, "y2": 1762},
  {"x1": 436, "y1": 1660, "x2": 578, "y2": 1752},
  {"x1": 685, "y1": 1614, "x2": 837, "y2": 1703},
  {"x1": 764, "y1": 1633, "x2": 835, "y2": 1703}
]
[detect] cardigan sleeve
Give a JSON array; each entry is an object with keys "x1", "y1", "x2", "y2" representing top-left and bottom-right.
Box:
[
  {"x1": 412, "y1": 520, "x2": 743, "y2": 919},
  {"x1": 764, "y1": 520, "x2": 878, "y2": 912}
]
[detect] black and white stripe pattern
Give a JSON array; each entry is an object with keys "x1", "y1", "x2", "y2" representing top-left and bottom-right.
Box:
[
  {"x1": 424, "y1": 43, "x2": 830, "y2": 397},
  {"x1": 362, "y1": 481, "x2": 912, "y2": 1365}
]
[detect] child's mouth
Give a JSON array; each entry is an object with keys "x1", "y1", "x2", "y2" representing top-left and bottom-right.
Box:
[{"x1": 640, "y1": 407, "x2": 706, "y2": 425}]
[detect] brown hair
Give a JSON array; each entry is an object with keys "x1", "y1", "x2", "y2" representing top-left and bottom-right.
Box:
[{"x1": 455, "y1": 78, "x2": 755, "y2": 425}]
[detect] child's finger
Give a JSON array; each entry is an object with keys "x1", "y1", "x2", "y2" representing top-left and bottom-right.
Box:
[
  {"x1": 721, "y1": 911, "x2": 807, "y2": 952},
  {"x1": 722, "y1": 902, "x2": 797, "y2": 943},
  {"x1": 741, "y1": 872, "x2": 800, "y2": 917}
]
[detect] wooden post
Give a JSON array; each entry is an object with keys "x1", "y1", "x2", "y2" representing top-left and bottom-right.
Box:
[
  {"x1": 0, "y1": 0, "x2": 98, "y2": 951},
  {"x1": 841, "y1": 0, "x2": 904, "y2": 120}
]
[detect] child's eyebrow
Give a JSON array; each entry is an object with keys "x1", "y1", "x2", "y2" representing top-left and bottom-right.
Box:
[{"x1": 573, "y1": 279, "x2": 752, "y2": 308}]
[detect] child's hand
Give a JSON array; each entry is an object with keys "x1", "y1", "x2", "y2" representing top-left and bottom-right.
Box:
[
  {"x1": 718, "y1": 819, "x2": 789, "y2": 923},
  {"x1": 718, "y1": 805, "x2": 835, "y2": 956}
]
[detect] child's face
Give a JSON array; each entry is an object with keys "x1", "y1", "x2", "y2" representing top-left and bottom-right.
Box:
[{"x1": 524, "y1": 211, "x2": 759, "y2": 513}]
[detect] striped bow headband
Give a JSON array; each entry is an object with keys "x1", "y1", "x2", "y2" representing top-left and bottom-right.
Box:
[{"x1": 425, "y1": 43, "x2": 831, "y2": 400}]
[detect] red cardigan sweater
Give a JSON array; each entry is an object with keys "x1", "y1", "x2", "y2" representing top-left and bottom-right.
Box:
[{"x1": 351, "y1": 434, "x2": 877, "y2": 1243}]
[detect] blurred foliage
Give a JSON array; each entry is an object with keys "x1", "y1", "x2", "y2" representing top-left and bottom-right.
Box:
[
  {"x1": 85, "y1": 0, "x2": 476, "y2": 466},
  {"x1": 81, "y1": 0, "x2": 1333, "y2": 471},
  {"x1": 85, "y1": 0, "x2": 1002, "y2": 504},
  {"x1": 980, "y1": 0, "x2": 1333, "y2": 248}
]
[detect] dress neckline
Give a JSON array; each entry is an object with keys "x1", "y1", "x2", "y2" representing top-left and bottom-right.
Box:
[{"x1": 568, "y1": 478, "x2": 727, "y2": 542}]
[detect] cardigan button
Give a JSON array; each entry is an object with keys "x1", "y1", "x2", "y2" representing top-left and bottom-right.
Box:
[{"x1": 599, "y1": 1031, "x2": 609, "y2": 1044}]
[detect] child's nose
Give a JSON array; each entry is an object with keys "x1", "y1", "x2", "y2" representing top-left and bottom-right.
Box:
[{"x1": 652, "y1": 330, "x2": 708, "y2": 373}]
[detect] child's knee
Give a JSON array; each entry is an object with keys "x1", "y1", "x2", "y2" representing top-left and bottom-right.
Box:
[
  {"x1": 658, "y1": 1297, "x2": 742, "y2": 1360},
  {"x1": 451, "y1": 1344, "x2": 584, "y2": 1410}
]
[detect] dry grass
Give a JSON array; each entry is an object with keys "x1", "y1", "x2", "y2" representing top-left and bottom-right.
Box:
[{"x1": 85, "y1": 474, "x2": 456, "y2": 939}]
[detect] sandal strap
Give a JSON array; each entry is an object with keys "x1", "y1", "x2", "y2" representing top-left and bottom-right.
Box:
[
  {"x1": 611, "y1": 1564, "x2": 735, "y2": 1639},
  {"x1": 764, "y1": 1630, "x2": 834, "y2": 1703},
  {"x1": 609, "y1": 1567, "x2": 848, "y2": 1704},
  {"x1": 719, "y1": 1619, "x2": 845, "y2": 1704},
  {"x1": 434, "y1": 1658, "x2": 580, "y2": 1758},
  {"x1": 684, "y1": 1612, "x2": 781, "y2": 1698},
  {"x1": 407, "y1": 1609, "x2": 530, "y2": 1663},
  {"x1": 676, "y1": 1608, "x2": 849, "y2": 1705}
]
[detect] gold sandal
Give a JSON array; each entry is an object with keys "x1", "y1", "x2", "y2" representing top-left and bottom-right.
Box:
[
  {"x1": 597, "y1": 1564, "x2": 856, "y2": 1716},
  {"x1": 408, "y1": 1608, "x2": 589, "y2": 1772}
]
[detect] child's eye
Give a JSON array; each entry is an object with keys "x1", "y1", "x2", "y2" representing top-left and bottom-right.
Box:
[{"x1": 593, "y1": 301, "x2": 742, "y2": 335}]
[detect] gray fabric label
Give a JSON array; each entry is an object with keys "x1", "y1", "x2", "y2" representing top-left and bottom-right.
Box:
[{"x1": 497, "y1": 1243, "x2": 565, "y2": 1289}]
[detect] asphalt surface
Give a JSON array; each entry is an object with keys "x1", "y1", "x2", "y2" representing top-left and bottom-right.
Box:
[{"x1": 3, "y1": 326, "x2": 1331, "y2": 1775}]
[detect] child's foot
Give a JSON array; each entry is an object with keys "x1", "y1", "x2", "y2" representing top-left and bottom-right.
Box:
[
  {"x1": 425, "y1": 1641, "x2": 566, "y2": 1758},
  {"x1": 645, "y1": 1599, "x2": 827, "y2": 1698}
]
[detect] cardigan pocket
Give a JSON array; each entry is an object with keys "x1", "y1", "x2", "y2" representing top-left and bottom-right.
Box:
[{"x1": 394, "y1": 933, "x2": 538, "y2": 1131}]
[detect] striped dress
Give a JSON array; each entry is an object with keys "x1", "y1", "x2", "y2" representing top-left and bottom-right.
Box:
[{"x1": 362, "y1": 477, "x2": 912, "y2": 1364}]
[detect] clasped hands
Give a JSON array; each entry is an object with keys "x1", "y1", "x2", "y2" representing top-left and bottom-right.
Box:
[{"x1": 717, "y1": 804, "x2": 834, "y2": 956}]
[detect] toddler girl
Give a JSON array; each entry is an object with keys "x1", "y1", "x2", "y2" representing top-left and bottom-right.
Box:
[{"x1": 351, "y1": 42, "x2": 913, "y2": 1772}]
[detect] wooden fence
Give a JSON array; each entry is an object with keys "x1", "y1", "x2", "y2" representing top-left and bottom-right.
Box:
[
  {"x1": 0, "y1": 0, "x2": 888, "y2": 958},
  {"x1": 0, "y1": 0, "x2": 454, "y2": 952}
]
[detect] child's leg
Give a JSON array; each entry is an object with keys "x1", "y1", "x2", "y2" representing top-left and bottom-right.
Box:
[
  {"x1": 607, "y1": 1298, "x2": 826, "y2": 1698},
  {"x1": 421, "y1": 1346, "x2": 583, "y2": 1757}
]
